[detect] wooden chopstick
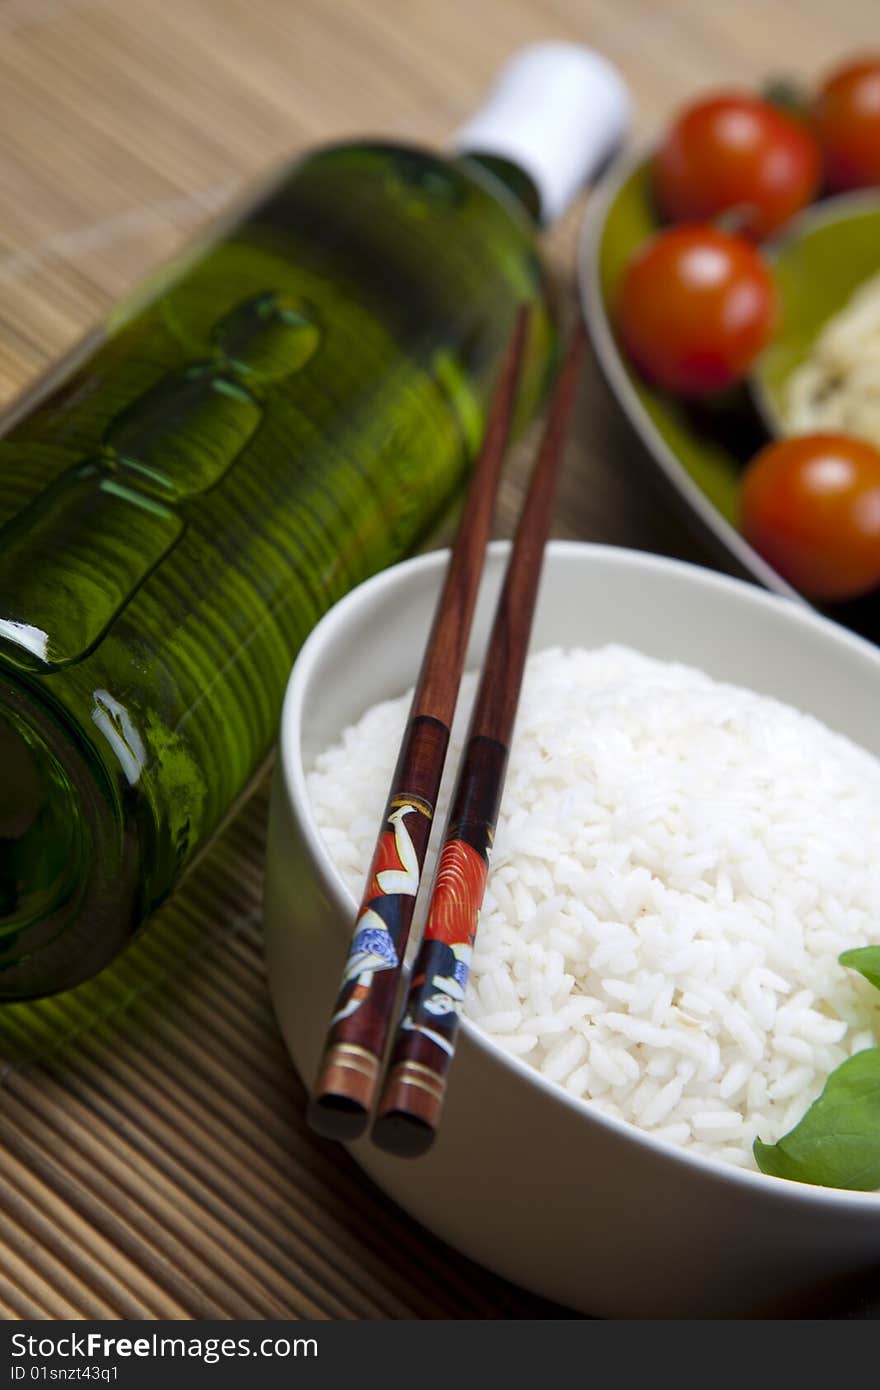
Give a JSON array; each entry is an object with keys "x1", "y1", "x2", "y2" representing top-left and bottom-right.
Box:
[
  {"x1": 372, "y1": 322, "x2": 586, "y2": 1157},
  {"x1": 307, "y1": 307, "x2": 530, "y2": 1141}
]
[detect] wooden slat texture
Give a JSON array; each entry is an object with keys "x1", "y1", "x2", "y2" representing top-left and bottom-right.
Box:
[{"x1": 0, "y1": 0, "x2": 876, "y2": 1320}]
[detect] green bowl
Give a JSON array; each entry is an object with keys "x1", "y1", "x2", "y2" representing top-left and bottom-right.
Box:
[{"x1": 579, "y1": 152, "x2": 880, "y2": 634}]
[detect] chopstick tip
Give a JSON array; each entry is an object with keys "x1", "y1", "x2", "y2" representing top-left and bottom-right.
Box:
[
  {"x1": 371, "y1": 1110, "x2": 437, "y2": 1159},
  {"x1": 371, "y1": 1061, "x2": 445, "y2": 1157},
  {"x1": 308, "y1": 1044, "x2": 379, "y2": 1141}
]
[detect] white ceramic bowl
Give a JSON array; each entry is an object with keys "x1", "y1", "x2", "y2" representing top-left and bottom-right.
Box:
[{"x1": 264, "y1": 541, "x2": 880, "y2": 1317}]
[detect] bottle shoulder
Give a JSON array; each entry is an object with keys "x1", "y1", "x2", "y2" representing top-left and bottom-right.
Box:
[{"x1": 266, "y1": 138, "x2": 541, "y2": 245}]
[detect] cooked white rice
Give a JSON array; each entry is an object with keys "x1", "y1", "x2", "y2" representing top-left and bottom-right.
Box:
[
  {"x1": 307, "y1": 645, "x2": 880, "y2": 1171},
  {"x1": 785, "y1": 270, "x2": 880, "y2": 448}
]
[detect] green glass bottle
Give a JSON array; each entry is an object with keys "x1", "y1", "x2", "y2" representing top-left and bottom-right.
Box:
[{"x1": 0, "y1": 44, "x2": 629, "y2": 998}]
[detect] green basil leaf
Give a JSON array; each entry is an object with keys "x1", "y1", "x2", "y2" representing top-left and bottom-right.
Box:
[
  {"x1": 753, "y1": 1049, "x2": 880, "y2": 1189},
  {"x1": 838, "y1": 946, "x2": 880, "y2": 993}
]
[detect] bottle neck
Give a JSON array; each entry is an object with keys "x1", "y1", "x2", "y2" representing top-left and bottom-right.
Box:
[
  {"x1": 458, "y1": 151, "x2": 542, "y2": 226},
  {"x1": 451, "y1": 45, "x2": 631, "y2": 226}
]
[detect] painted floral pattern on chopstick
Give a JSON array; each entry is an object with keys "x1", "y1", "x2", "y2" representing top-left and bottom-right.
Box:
[
  {"x1": 399, "y1": 834, "x2": 488, "y2": 1055},
  {"x1": 331, "y1": 792, "x2": 433, "y2": 1026}
]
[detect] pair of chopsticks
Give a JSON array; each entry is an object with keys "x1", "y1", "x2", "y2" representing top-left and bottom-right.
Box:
[{"x1": 307, "y1": 308, "x2": 585, "y2": 1157}]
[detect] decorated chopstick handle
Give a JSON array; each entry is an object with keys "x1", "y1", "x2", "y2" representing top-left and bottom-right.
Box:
[
  {"x1": 308, "y1": 714, "x2": 448, "y2": 1138},
  {"x1": 306, "y1": 310, "x2": 531, "y2": 1143},
  {"x1": 372, "y1": 734, "x2": 507, "y2": 1156}
]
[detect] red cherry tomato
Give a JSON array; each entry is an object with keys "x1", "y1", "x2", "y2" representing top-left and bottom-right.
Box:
[
  {"x1": 654, "y1": 92, "x2": 821, "y2": 240},
  {"x1": 814, "y1": 56, "x2": 880, "y2": 191},
  {"x1": 616, "y1": 225, "x2": 776, "y2": 397},
  {"x1": 741, "y1": 433, "x2": 880, "y2": 600}
]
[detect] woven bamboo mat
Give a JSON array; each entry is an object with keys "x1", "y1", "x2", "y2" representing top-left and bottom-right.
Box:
[{"x1": 0, "y1": 0, "x2": 876, "y2": 1320}]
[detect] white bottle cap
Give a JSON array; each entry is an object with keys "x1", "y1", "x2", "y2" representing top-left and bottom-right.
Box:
[{"x1": 454, "y1": 42, "x2": 632, "y2": 224}]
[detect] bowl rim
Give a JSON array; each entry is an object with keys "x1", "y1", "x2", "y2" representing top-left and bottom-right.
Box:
[
  {"x1": 278, "y1": 538, "x2": 880, "y2": 1213},
  {"x1": 577, "y1": 144, "x2": 799, "y2": 601}
]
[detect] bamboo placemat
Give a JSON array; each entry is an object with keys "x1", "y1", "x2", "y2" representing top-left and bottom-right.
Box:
[{"x1": 0, "y1": 0, "x2": 876, "y2": 1320}]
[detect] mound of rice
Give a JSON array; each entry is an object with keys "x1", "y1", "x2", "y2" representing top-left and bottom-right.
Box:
[{"x1": 307, "y1": 646, "x2": 880, "y2": 1171}]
